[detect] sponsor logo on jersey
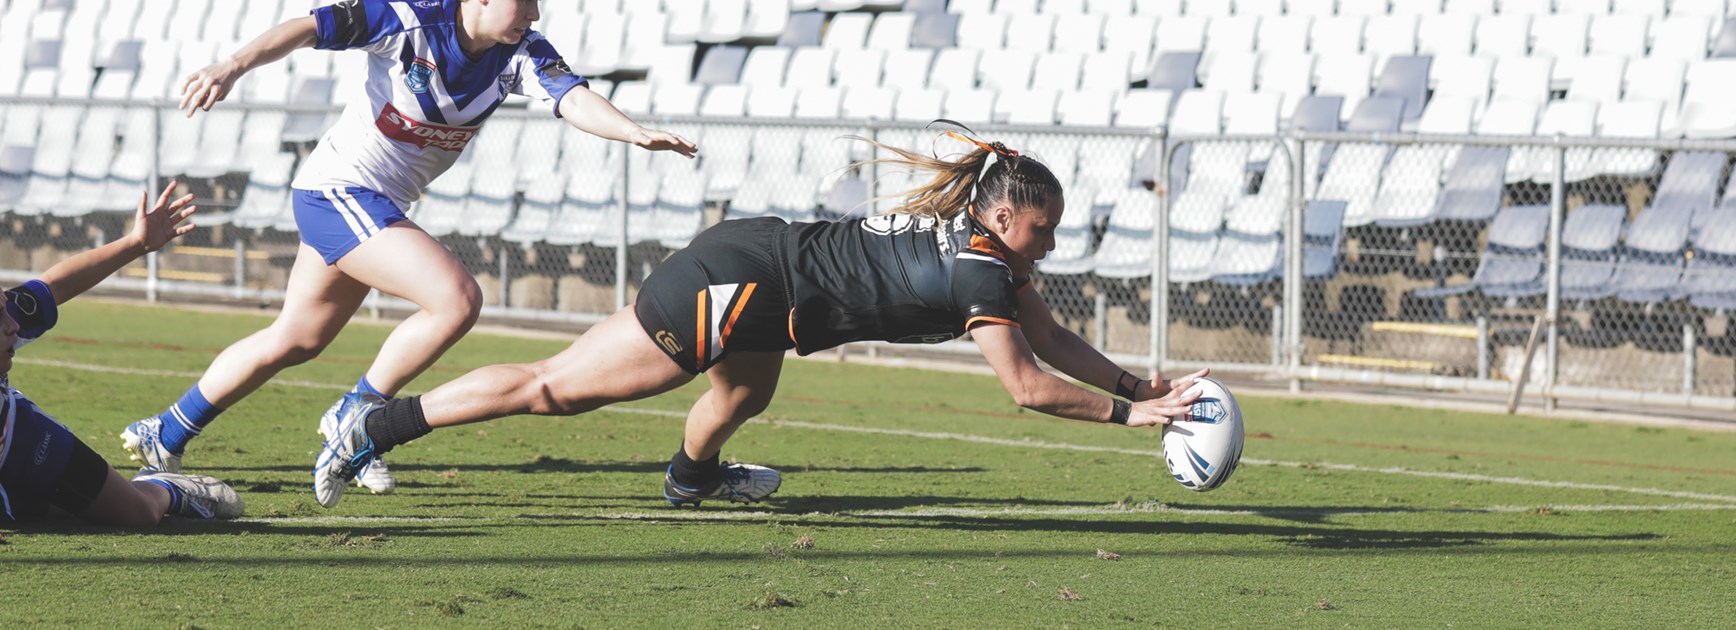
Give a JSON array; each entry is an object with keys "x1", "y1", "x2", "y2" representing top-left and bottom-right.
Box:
[
  {"x1": 406, "y1": 58, "x2": 437, "y2": 94},
  {"x1": 654, "y1": 330, "x2": 683, "y2": 355},
  {"x1": 539, "y1": 58, "x2": 575, "y2": 81},
  {"x1": 33, "y1": 430, "x2": 52, "y2": 465},
  {"x1": 374, "y1": 102, "x2": 479, "y2": 151}
]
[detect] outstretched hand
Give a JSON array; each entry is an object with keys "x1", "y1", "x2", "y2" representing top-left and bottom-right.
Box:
[
  {"x1": 179, "y1": 60, "x2": 244, "y2": 117},
  {"x1": 132, "y1": 183, "x2": 198, "y2": 253},
  {"x1": 1124, "y1": 381, "x2": 1205, "y2": 428},
  {"x1": 632, "y1": 128, "x2": 698, "y2": 158},
  {"x1": 1133, "y1": 368, "x2": 1210, "y2": 402}
]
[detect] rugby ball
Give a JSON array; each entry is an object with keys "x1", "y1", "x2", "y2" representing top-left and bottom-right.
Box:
[{"x1": 1161, "y1": 378, "x2": 1245, "y2": 492}]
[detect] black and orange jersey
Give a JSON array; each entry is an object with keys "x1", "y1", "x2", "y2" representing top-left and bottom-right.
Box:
[{"x1": 782, "y1": 210, "x2": 1026, "y2": 354}]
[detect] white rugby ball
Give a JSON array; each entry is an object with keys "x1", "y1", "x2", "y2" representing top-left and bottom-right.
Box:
[{"x1": 1161, "y1": 377, "x2": 1245, "y2": 492}]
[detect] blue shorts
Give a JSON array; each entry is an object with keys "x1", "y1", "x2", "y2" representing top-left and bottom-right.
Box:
[
  {"x1": 1, "y1": 406, "x2": 110, "y2": 522},
  {"x1": 293, "y1": 187, "x2": 409, "y2": 265}
]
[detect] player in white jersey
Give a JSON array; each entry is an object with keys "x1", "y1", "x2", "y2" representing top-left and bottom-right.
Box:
[
  {"x1": 3, "y1": 184, "x2": 243, "y2": 525},
  {"x1": 122, "y1": 0, "x2": 696, "y2": 495}
]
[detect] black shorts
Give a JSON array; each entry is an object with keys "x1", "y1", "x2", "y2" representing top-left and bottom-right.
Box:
[
  {"x1": 636, "y1": 217, "x2": 795, "y2": 373},
  {"x1": 1, "y1": 412, "x2": 112, "y2": 522}
]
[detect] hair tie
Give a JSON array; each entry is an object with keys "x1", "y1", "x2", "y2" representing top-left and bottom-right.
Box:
[{"x1": 945, "y1": 131, "x2": 1018, "y2": 158}]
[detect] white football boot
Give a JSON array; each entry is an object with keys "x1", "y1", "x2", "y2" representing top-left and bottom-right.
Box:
[
  {"x1": 120, "y1": 417, "x2": 183, "y2": 473},
  {"x1": 319, "y1": 392, "x2": 395, "y2": 495},
  {"x1": 312, "y1": 394, "x2": 385, "y2": 508},
  {"x1": 662, "y1": 462, "x2": 783, "y2": 507},
  {"x1": 135, "y1": 472, "x2": 244, "y2": 519}
]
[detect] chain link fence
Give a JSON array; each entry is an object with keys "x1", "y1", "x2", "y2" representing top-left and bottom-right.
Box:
[{"x1": 3, "y1": 95, "x2": 1734, "y2": 413}]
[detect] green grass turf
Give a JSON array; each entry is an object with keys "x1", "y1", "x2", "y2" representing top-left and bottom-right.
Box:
[{"x1": 2, "y1": 299, "x2": 1734, "y2": 628}]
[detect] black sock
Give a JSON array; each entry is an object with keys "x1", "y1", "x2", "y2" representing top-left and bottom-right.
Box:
[
  {"x1": 364, "y1": 396, "x2": 432, "y2": 456},
  {"x1": 669, "y1": 446, "x2": 722, "y2": 490}
]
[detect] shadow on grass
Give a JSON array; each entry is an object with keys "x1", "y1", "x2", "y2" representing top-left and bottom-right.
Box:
[{"x1": 201, "y1": 460, "x2": 985, "y2": 475}]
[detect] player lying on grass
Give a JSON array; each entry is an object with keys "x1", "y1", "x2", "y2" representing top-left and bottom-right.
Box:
[
  {"x1": 2, "y1": 184, "x2": 242, "y2": 525},
  {"x1": 310, "y1": 130, "x2": 1208, "y2": 509},
  {"x1": 124, "y1": 0, "x2": 696, "y2": 496}
]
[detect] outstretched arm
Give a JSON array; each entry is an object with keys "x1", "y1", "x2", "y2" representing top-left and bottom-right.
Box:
[
  {"x1": 38, "y1": 184, "x2": 197, "y2": 304},
  {"x1": 556, "y1": 87, "x2": 698, "y2": 158},
  {"x1": 1014, "y1": 287, "x2": 1208, "y2": 401},
  {"x1": 973, "y1": 324, "x2": 1199, "y2": 427},
  {"x1": 180, "y1": 16, "x2": 319, "y2": 116}
]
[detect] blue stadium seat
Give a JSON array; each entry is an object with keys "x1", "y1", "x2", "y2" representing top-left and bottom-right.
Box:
[
  {"x1": 1432, "y1": 146, "x2": 1510, "y2": 223},
  {"x1": 1372, "y1": 55, "x2": 1433, "y2": 124},
  {"x1": 695, "y1": 45, "x2": 749, "y2": 85},
  {"x1": 1608, "y1": 206, "x2": 1695, "y2": 303},
  {"x1": 1414, "y1": 204, "x2": 1550, "y2": 299},
  {"x1": 778, "y1": 12, "x2": 826, "y2": 48},
  {"x1": 1303, "y1": 200, "x2": 1349, "y2": 279},
  {"x1": 1683, "y1": 206, "x2": 1736, "y2": 310},
  {"x1": 1559, "y1": 204, "x2": 1628, "y2": 301}
]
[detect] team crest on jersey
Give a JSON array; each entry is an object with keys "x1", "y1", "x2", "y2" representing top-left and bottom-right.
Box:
[{"x1": 406, "y1": 58, "x2": 437, "y2": 94}]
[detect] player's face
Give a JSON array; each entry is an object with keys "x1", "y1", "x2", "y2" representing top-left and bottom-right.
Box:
[
  {"x1": 0, "y1": 293, "x2": 16, "y2": 375},
  {"x1": 485, "y1": 0, "x2": 541, "y2": 44},
  {"x1": 990, "y1": 195, "x2": 1063, "y2": 276}
]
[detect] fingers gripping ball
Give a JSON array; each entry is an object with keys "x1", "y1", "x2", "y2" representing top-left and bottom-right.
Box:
[{"x1": 1161, "y1": 378, "x2": 1245, "y2": 492}]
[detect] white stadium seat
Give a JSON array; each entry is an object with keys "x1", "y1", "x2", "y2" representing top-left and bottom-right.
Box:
[{"x1": 867, "y1": 13, "x2": 916, "y2": 51}]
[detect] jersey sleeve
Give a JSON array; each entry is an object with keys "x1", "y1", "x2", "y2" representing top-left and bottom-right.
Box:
[
  {"x1": 952, "y1": 257, "x2": 1021, "y2": 330},
  {"x1": 311, "y1": 0, "x2": 412, "y2": 55},
  {"x1": 513, "y1": 31, "x2": 589, "y2": 117},
  {"x1": 5, "y1": 280, "x2": 58, "y2": 348}
]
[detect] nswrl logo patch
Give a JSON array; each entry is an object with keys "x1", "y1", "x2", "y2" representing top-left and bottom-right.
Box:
[{"x1": 1189, "y1": 398, "x2": 1227, "y2": 424}]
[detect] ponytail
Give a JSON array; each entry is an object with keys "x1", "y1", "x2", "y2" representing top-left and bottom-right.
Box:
[{"x1": 846, "y1": 126, "x2": 1062, "y2": 222}]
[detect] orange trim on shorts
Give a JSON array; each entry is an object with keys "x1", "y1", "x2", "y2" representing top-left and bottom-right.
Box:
[
  {"x1": 695, "y1": 289, "x2": 707, "y2": 367},
  {"x1": 967, "y1": 316, "x2": 1020, "y2": 330},
  {"x1": 720, "y1": 282, "x2": 757, "y2": 349},
  {"x1": 787, "y1": 308, "x2": 799, "y2": 347}
]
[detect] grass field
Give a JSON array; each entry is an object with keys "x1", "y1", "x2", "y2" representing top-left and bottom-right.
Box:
[{"x1": 2, "y1": 298, "x2": 1734, "y2": 628}]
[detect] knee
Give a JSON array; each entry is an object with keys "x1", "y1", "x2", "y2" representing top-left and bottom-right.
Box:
[
  {"x1": 523, "y1": 366, "x2": 596, "y2": 417},
  {"x1": 434, "y1": 278, "x2": 484, "y2": 334},
  {"x1": 727, "y1": 392, "x2": 775, "y2": 423}
]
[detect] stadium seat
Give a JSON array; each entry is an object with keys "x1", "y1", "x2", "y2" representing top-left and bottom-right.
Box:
[
  {"x1": 1079, "y1": 50, "x2": 1133, "y2": 91},
  {"x1": 183, "y1": 109, "x2": 246, "y2": 179},
  {"x1": 1316, "y1": 142, "x2": 1389, "y2": 228},
  {"x1": 1147, "y1": 51, "x2": 1201, "y2": 92},
  {"x1": 513, "y1": 119, "x2": 566, "y2": 187},
  {"x1": 1364, "y1": 14, "x2": 1421, "y2": 67},
  {"x1": 702, "y1": 125, "x2": 754, "y2": 201},
  {"x1": 1672, "y1": 59, "x2": 1736, "y2": 138},
  {"x1": 1032, "y1": 51, "x2": 1084, "y2": 91},
  {"x1": 1307, "y1": 16, "x2": 1364, "y2": 58},
  {"x1": 1681, "y1": 206, "x2": 1736, "y2": 310},
  {"x1": 778, "y1": 12, "x2": 826, "y2": 47},
  {"x1": 978, "y1": 49, "x2": 1036, "y2": 91},
  {"x1": 1477, "y1": 98, "x2": 1540, "y2": 135},
  {"x1": 834, "y1": 48, "x2": 887, "y2": 90},
  {"x1": 1432, "y1": 146, "x2": 1510, "y2": 223},
  {"x1": 815, "y1": 12, "x2": 864, "y2": 49},
  {"x1": 819, "y1": 176, "x2": 869, "y2": 220},
  {"x1": 1004, "y1": 13, "x2": 1057, "y2": 52},
  {"x1": 842, "y1": 86, "x2": 897, "y2": 120},
  {"x1": 1104, "y1": 15, "x2": 1158, "y2": 80},
  {"x1": 1532, "y1": 13, "x2": 1592, "y2": 88},
  {"x1": 1036, "y1": 183, "x2": 1103, "y2": 276},
  {"x1": 1498, "y1": 0, "x2": 1554, "y2": 15},
  {"x1": 942, "y1": 87, "x2": 996, "y2": 124},
  {"x1": 698, "y1": 0, "x2": 749, "y2": 44},
  {"x1": 653, "y1": 174, "x2": 706, "y2": 249},
  {"x1": 1587, "y1": 99, "x2": 1664, "y2": 177},
  {"x1": 1092, "y1": 189, "x2": 1159, "y2": 279},
  {"x1": 573, "y1": 13, "x2": 625, "y2": 75},
  {"x1": 1589, "y1": 14, "x2": 1651, "y2": 57},
  {"x1": 597, "y1": 170, "x2": 661, "y2": 248},
  {"x1": 1443, "y1": 0, "x2": 1493, "y2": 13},
  {"x1": 864, "y1": 13, "x2": 915, "y2": 52},
  {"x1": 1413, "y1": 204, "x2": 1550, "y2": 298},
  {"x1": 1373, "y1": 55, "x2": 1434, "y2": 124},
  {"x1": 1057, "y1": 89, "x2": 1116, "y2": 126},
  {"x1": 14, "y1": 106, "x2": 81, "y2": 217},
  {"x1": 461, "y1": 168, "x2": 519, "y2": 238},
  {"x1": 1613, "y1": 0, "x2": 1667, "y2": 17},
  {"x1": 910, "y1": 12, "x2": 961, "y2": 49},
  {"x1": 785, "y1": 47, "x2": 837, "y2": 89},
  {"x1": 646, "y1": 45, "x2": 697, "y2": 87},
  {"x1": 547, "y1": 170, "x2": 618, "y2": 247},
  {"x1": 1565, "y1": 54, "x2": 1627, "y2": 105},
  {"x1": 880, "y1": 48, "x2": 935, "y2": 91},
  {"x1": 1302, "y1": 200, "x2": 1349, "y2": 279},
  {"x1": 1167, "y1": 191, "x2": 1227, "y2": 284},
  {"x1": 101, "y1": 108, "x2": 153, "y2": 209},
  {"x1": 819, "y1": 0, "x2": 904, "y2": 10},
  {"x1": 1652, "y1": 150, "x2": 1727, "y2": 228},
  {"x1": 1418, "y1": 14, "x2": 1476, "y2": 58},
  {"x1": 1491, "y1": 57, "x2": 1554, "y2": 107},
  {"x1": 1210, "y1": 188, "x2": 1287, "y2": 284},
  {"x1": 1054, "y1": 13, "x2": 1107, "y2": 54},
  {"x1": 695, "y1": 45, "x2": 749, "y2": 85},
  {"x1": 1558, "y1": 203, "x2": 1628, "y2": 301},
  {"x1": 1474, "y1": 14, "x2": 1532, "y2": 58},
  {"x1": 1313, "y1": 53, "x2": 1376, "y2": 115},
  {"x1": 1202, "y1": 53, "x2": 1259, "y2": 94},
  {"x1": 740, "y1": 46, "x2": 791, "y2": 88},
  {"x1": 1430, "y1": 55, "x2": 1495, "y2": 118},
  {"x1": 58, "y1": 107, "x2": 121, "y2": 216},
  {"x1": 928, "y1": 47, "x2": 981, "y2": 89},
  {"x1": 700, "y1": 84, "x2": 750, "y2": 116},
  {"x1": 228, "y1": 152, "x2": 297, "y2": 231},
  {"x1": 795, "y1": 87, "x2": 846, "y2": 119},
  {"x1": 1508, "y1": 100, "x2": 1597, "y2": 183},
  {"x1": 1339, "y1": 0, "x2": 1394, "y2": 16},
  {"x1": 894, "y1": 87, "x2": 947, "y2": 121},
  {"x1": 956, "y1": 12, "x2": 1009, "y2": 50},
  {"x1": 1714, "y1": 18, "x2": 1736, "y2": 57},
  {"x1": 1607, "y1": 206, "x2": 1693, "y2": 303},
  {"x1": 500, "y1": 174, "x2": 565, "y2": 246},
  {"x1": 406, "y1": 162, "x2": 471, "y2": 238},
  {"x1": 1650, "y1": 15, "x2": 1714, "y2": 62},
  {"x1": 609, "y1": 81, "x2": 653, "y2": 115},
  {"x1": 998, "y1": 88, "x2": 1060, "y2": 124},
  {"x1": 1153, "y1": 16, "x2": 1208, "y2": 57},
  {"x1": 743, "y1": 0, "x2": 792, "y2": 41}
]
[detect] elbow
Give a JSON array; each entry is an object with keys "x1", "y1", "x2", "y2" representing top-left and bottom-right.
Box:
[{"x1": 1006, "y1": 376, "x2": 1050, "y2": 411}]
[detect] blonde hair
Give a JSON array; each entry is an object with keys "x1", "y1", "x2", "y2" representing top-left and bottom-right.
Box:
[{"x1": 848, "y1": 133, "x2": 1063, "y2": 222}]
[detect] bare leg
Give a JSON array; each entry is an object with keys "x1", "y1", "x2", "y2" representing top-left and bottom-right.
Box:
[
  {"x1": 76, "y1": 468, "x2": 167, "y2": 527},
  {"x1": 682, "y1": 351, "x2": 785, "y2": 461},
  {"x1": 418, "y1": 308, "x2": 694, "y2": 427},
  {"x1": 195, "y1": 244, "x2": 370, "y2": 407},
  {"x1": 333, "y1": 221, "x2": 483, "y2": 396}
]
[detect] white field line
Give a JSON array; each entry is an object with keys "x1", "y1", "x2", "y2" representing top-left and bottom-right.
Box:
[
  {"x1": 241, "y1": 516, "x2": 485, "y2": 524},
  {"x1": 25, "y1": 358, "x2": 1736, "y2": 505}
]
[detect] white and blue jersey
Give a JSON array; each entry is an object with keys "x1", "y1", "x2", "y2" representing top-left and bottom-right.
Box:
[
  {"x1": 1, "y1": 280, "x2": 72, "y2": 520},
  {"x1": 289, "y1": 0, "x2": 587, "y2": 262}
]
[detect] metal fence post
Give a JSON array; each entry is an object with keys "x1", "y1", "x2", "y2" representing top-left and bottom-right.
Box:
[
  {"x1": 1150, "y1": 130, "x2": 1170, "y2": 378},
  {"x1": 1683, "y1": 323, "x2": 1697, "y2": 399},
  {"x1": 615, "y1": 151, "x2": 630, "y2": 311},
  {"x1": 1286, "y1": 136, "x2": 1306, "y2": 392},
  {"x1": 1544, "y1": 141, "x2": 1565, "y2": 412},
  {"x1": 146, "y1": 103, "x2": 162, "y2": 302}
]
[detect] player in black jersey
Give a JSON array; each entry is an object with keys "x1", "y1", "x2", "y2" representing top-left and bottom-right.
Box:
[{"x1": 311, "y1": 132, "x2": 1212, "y2": 509}]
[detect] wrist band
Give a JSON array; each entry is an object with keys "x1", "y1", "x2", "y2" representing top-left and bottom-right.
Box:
[
  {"x1": 1114, "y1": 371, "x2": 1139, "y2": 400},
  {"x1": 1109, "y1": 399, "x2": 1131, "y2": 425}
]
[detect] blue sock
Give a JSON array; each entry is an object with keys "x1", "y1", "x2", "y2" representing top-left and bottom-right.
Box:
[
  {"x1": 353, "y1": 376, "x2": 392, "y2": 400},
  {"x1": 157, "y1": 386, "x2": 222, "y2": 454},
  {"x1": 142, "y1": 478, "x2": 185, "y2": 515}
]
